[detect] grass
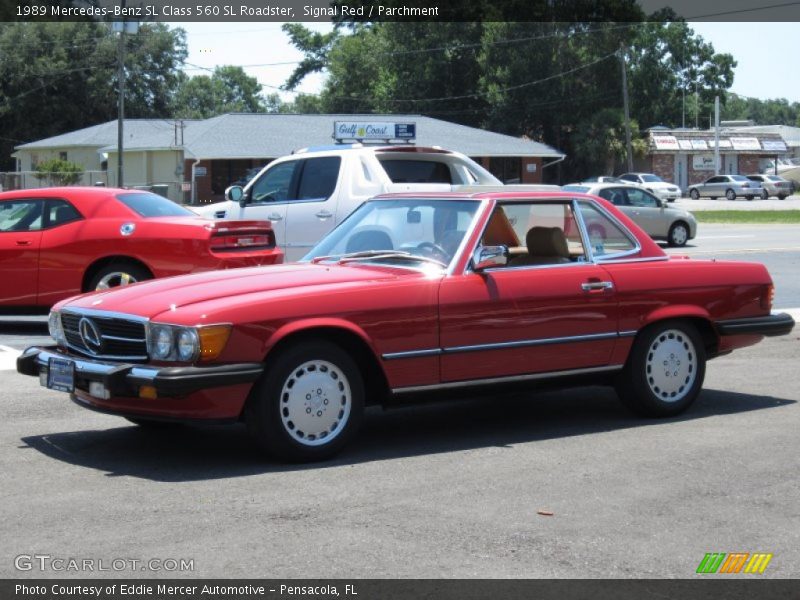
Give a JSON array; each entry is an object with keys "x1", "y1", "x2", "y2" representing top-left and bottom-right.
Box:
[{"x1": 691, "y1": 210, "x2": 800, "y2": 224}]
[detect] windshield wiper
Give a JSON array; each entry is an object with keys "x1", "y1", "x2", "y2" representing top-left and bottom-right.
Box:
[{"x1": 310, "y1": 249, "x2": 446, "y2": 268}]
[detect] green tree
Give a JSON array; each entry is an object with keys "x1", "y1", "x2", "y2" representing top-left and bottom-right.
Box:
[
  {"x1": 0, "y1": 22, "x2": 187, "y2": 170},
  {"x1": 172, "y1": 66, "x2": 265, "y2": 119},
  {"x1": 572, "y1": 108, "x2": 648, "y2": 177},
  {"x1": 33, "y1": 158, "x2": 83, "y2": 185}
]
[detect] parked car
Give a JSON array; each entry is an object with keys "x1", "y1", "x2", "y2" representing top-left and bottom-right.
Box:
[
  {"x1": 562, "y1": 182, "x2": 697, "y2": 246},
  {"x1": 745, "y1": 174, "x2": 793, "y2": 200},
  {"x1": 581, "y1": 176, "x2": 630, "y2": 184},
  {"x1": 0, "y1": 187, "x2": 282, "y2": 312},
  {"x1": 687, "y1": 175, "x2": 762, "y2": 201},
  {"x1": 18, "y1": 191, "x2": 793, "y2": 461},
  {"x1": 618, "y1": 173, "x2": 681, "y2": 202}
]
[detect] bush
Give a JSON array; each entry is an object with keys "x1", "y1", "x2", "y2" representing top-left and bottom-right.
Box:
[{"x1": 33, "y1": 158, "x2": 84, "y2": 186}]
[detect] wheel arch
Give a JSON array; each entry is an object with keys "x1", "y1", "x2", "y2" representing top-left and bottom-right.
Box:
[
  {"x1": 637, "y1": 306, "x2": 719, "y2": 357},
  {"x1": 262, "y1": 320, "x2": 390, "y2": 406},
  {"x1": 82, "y1": 256, "x2": 154, "y2": 292}
]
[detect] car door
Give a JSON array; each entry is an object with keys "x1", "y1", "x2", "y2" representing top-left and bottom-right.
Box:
[
  {"x1": 0, "y1": 198, "x2": 44, "y2": 307},
  {"x1": 704, "y1": 176, "x2": 723, "y2": 197},
  {"x1": 438, "y1": 200, "x2": 620, "y2": 383},
  {"x1": 621, "y1": 188, "x2": 663, "y2": 236},
  {"x1": 283, "y1": 156, "x2": 342, "y2": 261},
  {"x1": 227, "y1": 159, "x2": 301, "y2": 247},
  {"x1": 37, "y1": 198, "x2": 86, "y2": 307}
]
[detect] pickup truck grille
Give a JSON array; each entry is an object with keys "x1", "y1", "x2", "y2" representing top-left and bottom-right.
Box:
[{"x1": 61, "y1": 310, "x2": 148, "y2": 361}]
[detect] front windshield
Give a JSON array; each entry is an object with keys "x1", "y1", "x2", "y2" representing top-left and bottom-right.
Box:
[{"x1": 304, "y1": 198, "x2": 480, "y2": 268}]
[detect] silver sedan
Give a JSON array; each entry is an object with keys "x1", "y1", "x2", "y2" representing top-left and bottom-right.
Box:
[
  {"x1": 562, "y1": 183, "x2": 697, "y2": 246},
  {"x1": 687, "y1": 175, "x2": 762, "y2": 201}
]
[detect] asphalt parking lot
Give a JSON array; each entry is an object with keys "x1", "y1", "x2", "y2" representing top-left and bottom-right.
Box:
[{"x1": 1, "y1": 218, "x2": 799, "y2": 580}]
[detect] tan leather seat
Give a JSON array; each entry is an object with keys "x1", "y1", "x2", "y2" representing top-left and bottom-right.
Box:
[{"x1": 508, "y1": 226, "x2": 571, "y2": 266}]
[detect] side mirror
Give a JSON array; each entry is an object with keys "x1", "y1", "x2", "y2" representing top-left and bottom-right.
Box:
[
  {"x1": 472, "y1": 245, "x2": 508, "y2": 271},
  {"x1": 225, "y1": 185, "x2": 245, "y2": 206}
]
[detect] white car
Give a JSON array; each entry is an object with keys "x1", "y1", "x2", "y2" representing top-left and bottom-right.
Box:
[
  {"x1": 618, "y1": 173, "x2": 681, "y2": 202},
  {"x1": 563, "y1": 182, "x2": 697, "y2": 247}
]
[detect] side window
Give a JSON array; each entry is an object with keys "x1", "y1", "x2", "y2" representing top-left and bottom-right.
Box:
[
  {"x1": 577, "y1": 202, "x2": 637, "y2": 258},
  {"x1": 597, "y1": 188, "x2": 625, "y2": 205},
  {"x1": 620, "y1": 174, "x2": 636, "y2": 182},
  {"x1": 0, "y1": 199, "x2": 43, "y2": 232},
  {"x1": 250, "y1": 161, "x2": 299, "y2": 203},
  {"x1": 46, "y1": 199, "x2": 82, "y2": 228},
  {"x1": 482, "y1": 202, "x2": 587, "y2": 267},
  {"x1": 296, "y1": 157, "x2": 341, "y2": 201},
  {"x1": 625, "y1": 189, "x2": 658, "y2": 208},
  {"x1": 378, "y1": 159, "x2": 453, "y2": 184}
]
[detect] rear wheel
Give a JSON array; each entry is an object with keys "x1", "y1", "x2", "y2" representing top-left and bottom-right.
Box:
[
  {"x1": 725, "y1": 188, "x2": 736, "y2": 201},
  {"x1": 245, "y1": 341, "x2": 364, "y2": 462},
  {"x1": 689, "y1": 189, "x2": 699, "y2": 200},
  {"x1": 87, "y1": 262, "x2": 151, "y2": 291},
  {"x1": 615, "y1": 320, "x2": 706, "y2": 417}
]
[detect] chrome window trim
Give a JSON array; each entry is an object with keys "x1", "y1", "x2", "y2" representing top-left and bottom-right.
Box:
[
  {"x1": 382, "y1": 330, "x2": 634, "y2": 361},
  {"x1": 573, "y1": 198, "x2": 642, "y2": 262},
  {"x1": 597, "y1": 255, "x2": 670, "y2": 265},
  {"x1": 392, "y1": 364, "x2": 623, "y2": 394}
]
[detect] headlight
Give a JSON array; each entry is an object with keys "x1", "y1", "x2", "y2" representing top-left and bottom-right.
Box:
[
  {"x1": 48, "y1": 311, "x2": 66, "y2": 346},
  {"x1": 146, "y1": 323, "x2": 229, "y2": 363}
]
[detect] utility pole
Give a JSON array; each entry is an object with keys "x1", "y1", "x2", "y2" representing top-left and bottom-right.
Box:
[
  {"x1": 714, "y1": 96, "x2": 720, "y2": 175},
  {"x1": 619, "y1": 43, "x2": 633, "y2": 172},
  {"x1": 116, "y1": 9, "x2": 126, "y2": 188}
]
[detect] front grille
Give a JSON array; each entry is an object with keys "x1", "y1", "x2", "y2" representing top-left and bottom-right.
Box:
[{"x1": 61, "y1": 310, "x2": 148, "y2": 361}]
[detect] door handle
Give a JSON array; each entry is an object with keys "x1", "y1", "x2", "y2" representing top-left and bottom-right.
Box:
[
  {"x1": 16, "y1": 240, "x2": 32, "y2": 246},
  {"x1": 267, "y1": 213, "x2": 283, "y2": 221},
  {"x1": 581, "y1": 281, "x2": 614, "y2": 292},
  {"x1": 315, "y1": 210, "x2": 333, "y2": 219}
]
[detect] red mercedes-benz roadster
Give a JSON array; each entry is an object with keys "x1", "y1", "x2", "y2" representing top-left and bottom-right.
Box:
[
  {"x1": 17, "y1": 191, "x2": 794, "y2": 461},
  {"x1": 0, "y1": 187, "x2": 282, "y2": 312}
]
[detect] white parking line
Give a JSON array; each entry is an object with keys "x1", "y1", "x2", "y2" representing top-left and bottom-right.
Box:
[{"x1": 0, "y1": 345, "x2": 21, "y2": 372}]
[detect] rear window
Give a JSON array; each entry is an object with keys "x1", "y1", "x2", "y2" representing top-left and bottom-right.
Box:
[
  {"x1": 562, "y1": 185, "x2": 590, "y2": 193},
  {"x1": 116, "y1": 193, "x2": 195, "y2": 218},
  {"x1": 378, "y1": 159, "x2": 453, "y2": 184}
]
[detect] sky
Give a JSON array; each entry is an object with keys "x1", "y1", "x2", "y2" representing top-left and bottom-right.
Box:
[{"x1": 171, "y1": 22, "x2": 800, "y2": 107}]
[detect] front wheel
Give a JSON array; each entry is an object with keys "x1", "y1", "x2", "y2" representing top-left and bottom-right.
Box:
[
  {"x1": 689, "y1": 189, "x2": 700, "y2": 200},
  {"x1": 615, "y1": 321, "x2": 706, "y2": 417},
  {"x1": 667, "y1": 222, "x2": 689, "y2": 247},
  {"x1": 725, "y1": 188, "x2": 736, "y2": 201},
  {"x1": 245, "y1": 341, "x2": 364, "y2": 462},
  {"x1": 761, "y1": 189, "x2": 770, "y2": 200}
]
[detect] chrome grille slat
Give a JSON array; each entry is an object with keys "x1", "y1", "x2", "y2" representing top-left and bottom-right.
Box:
[{"x1": 61, "y1": 310, "x2": 148, "y2": 361}]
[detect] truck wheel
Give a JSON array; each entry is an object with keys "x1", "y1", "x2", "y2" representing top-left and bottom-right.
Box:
[
  {"x1": 615, "y1": 320, "x2": 706, "y2": 417},
  {"x1": 245, "y1": 340, "x2": 364, "y2": 462}
]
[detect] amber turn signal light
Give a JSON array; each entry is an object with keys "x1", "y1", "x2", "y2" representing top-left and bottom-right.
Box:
[{"x1": 198, "y1": 325, "x2": 232, "y2": 361}]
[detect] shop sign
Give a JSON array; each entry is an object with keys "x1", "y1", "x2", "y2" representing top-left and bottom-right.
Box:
[
  {"x1": 692, "y1": 154, "x2": 716, "y2": 170},
  {"x1": 653, "y1": 135, "x2": 679, "y2": 150},
  {"x1": 730, "y1": 137, "x2": 761, "y2": 151}
]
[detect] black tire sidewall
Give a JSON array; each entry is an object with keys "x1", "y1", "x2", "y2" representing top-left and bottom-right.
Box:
[
  {"x1": 246, "y1": 341, "x2": 365, "y2": 462},
  {"x1": 617, "y1": 321, "x2": 706, "y2": 417}
]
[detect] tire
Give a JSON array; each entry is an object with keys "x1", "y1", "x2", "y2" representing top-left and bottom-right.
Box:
[
  {"x1": 615, "y1": 320, "x2": 706, "y2": 418},
  {"x1": 245, "y1": 341, "x2": 364, "y2": 462},
  {"x1": 725, "y1": 188, "x2": 736, "y2": 201},
  {"x1": 667, "y1": 221, "x2": 689, "y2": 247},
  {"x1": 745, "y1": 196, "x2": 754, "y2": 201},
  {"x1": 87, "y1": 262, "x2": 152, "y2": 291},
  {"x1": 710, "y1": 197, "x2": 717, "y2": 200},
  {"x1": 761, "y1": 189, "x2": 770, "y2": 200},
  {"x1": 778, "y1": 194, "x2": 787, "y2": 200},
  {"x1": 689, "y1": 189, "x2": 699, "y2": 200}
]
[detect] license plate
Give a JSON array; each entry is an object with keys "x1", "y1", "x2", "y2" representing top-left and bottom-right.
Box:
[{"x1": 47, "y1": 357, "x2": 75, "y2": 393}]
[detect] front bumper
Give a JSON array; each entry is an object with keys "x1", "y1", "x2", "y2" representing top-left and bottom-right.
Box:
[
  {"x1": 715, "y1": 312, "x2": 795, "y2": 337},
  {"x1": 17, "y1": 346, "x2": 263, "y2": 398}
]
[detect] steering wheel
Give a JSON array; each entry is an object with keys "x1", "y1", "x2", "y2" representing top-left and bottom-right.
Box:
[{"x1": 415, "y1": 241, "x2": 450, "y2": 263}]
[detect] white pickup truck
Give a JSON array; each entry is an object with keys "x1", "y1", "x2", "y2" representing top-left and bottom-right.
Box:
[{"x1": 197, "y1": 144, "x2": 556, "y2": 261}]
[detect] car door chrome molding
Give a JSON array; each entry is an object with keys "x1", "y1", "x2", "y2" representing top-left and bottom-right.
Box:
[
  {"x1": 382, "y1": 330, "x2": 636, "y2": 361},
  {"x1": 391, "y1": 364, "x2": 624, "y2": 394}
]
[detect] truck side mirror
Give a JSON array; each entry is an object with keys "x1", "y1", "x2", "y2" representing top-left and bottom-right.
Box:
[{"x1": 225, "y1": 185, "x2": 245, "y2": 206}]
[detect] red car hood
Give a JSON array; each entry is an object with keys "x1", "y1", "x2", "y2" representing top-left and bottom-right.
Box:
[{"x1": 60, "y1": 263, "x2": 405, "y2": 319}]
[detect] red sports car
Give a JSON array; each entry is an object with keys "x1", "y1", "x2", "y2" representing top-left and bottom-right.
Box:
[
  {"x1": 0, "y1": 187, "x2": 282, "y2": 311},
  {"x1": 17, "y1": 191, "x2": 794, "y2": 461}
]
